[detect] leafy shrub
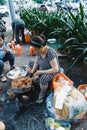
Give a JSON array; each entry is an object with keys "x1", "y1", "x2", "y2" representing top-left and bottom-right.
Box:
[{"x1": 20, "y1": 3, "x2": 87, "y2": 70}]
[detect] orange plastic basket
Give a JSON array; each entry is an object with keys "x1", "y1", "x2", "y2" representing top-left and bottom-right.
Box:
[{"x1": 78, "y1": 84, "x2": 87, "y2": 100}]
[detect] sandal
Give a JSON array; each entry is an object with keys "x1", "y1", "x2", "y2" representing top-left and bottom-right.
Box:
[
  {"x1": 35, "y1": 97, "x2": 45, "y2": 104},
  {"x1": 0, "y1": 75, "x2": 7, "y2": 82}
]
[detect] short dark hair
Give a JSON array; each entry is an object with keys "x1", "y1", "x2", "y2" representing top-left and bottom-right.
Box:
[
  {"x1": 31, "y1": 34, "x2": 46, "y2": 48},
  {"x1": 0, "y1": 32, "x2": 4, "y2": 40}
]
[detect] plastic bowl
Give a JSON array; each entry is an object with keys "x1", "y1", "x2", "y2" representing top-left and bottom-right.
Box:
[{"x1": 78, "y1": 84, "x2": 87, "y2": 100}]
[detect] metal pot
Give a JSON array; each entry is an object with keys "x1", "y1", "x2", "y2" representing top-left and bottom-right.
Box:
[{"x1": 7, "y1": 76, "x2": 40, "y2": 104}]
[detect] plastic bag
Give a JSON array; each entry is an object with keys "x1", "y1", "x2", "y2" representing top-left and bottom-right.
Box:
[
  {"x1": 46, "y1": 93, "x2": 86, "y2": 127},
  {"x1": 12, "y1": 44, "x2": 22, "y2": 56},
  {"x1": 45, "y1": 117, "x2": 71, "y2": 130},
  {"x1": 52, "y1": 73, "x2": 73, "y2": 91},
  {"x1": 53, "y1": 87, "x2": 87, "y2": 119}
]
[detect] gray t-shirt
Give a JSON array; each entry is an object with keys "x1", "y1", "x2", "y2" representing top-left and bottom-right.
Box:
[{"x1": 37, "y1": 47, "x2": 59, "y2": 71}]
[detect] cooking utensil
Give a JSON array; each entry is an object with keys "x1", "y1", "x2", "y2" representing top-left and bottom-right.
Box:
[
  {"x1": 7, "y1": 65, "x2": 28, "y2": 80},
  {"x1": 11, "y1": 76, "x2": 32, "y2": 93}
]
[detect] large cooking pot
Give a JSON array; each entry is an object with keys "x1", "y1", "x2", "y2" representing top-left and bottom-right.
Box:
[
  {"x1": 7, "y1": 76, "x2": 41, "y2": 104},
  {"x1": 11, "y1": 76, "x2": 33, "y2": 94},
  {"x1": 7, "y1": 76, "x2": 34, "y2": 103}
]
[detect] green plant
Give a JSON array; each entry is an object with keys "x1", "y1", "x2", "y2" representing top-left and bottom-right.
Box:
[
  {"x1": 20, "y1": 8, "x2": 67, "y2": 38},
  {"x1": 20, "y1": 3, "x2": 87, "y2": 71},
  {"x1": 63, "y1": 3, "x2": 87, "y2": 71},
  {"x1": 49, "y1": 3, "x2": 87, "y2": 70}
]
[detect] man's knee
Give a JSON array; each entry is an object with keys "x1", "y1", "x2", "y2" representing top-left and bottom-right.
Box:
[{"x1": 6, "y1": 51, "x2": 14, "y2": 58}]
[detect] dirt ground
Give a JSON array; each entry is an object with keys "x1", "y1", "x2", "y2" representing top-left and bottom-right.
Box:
[{"x1": 0, "y1": 32, "x2": 87, "y2": 130}]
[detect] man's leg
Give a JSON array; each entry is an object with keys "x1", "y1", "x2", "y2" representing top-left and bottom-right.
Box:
[
  {"x1": 3, "y1": 52, "x2": 15, "y2": 69},
  {"x1": 0, "y1": 60, "x2": 7, "y2": 82},
  {"x1": 0, "y1": 60, "x2": 4, "y2": 76},
  {"x1": 36, "y1": 73, "x2": 55, "y2": 104},
  {"x1": 21, "y1": 27, "x2": 25, "y2": 44},
  {"x1": 15, "y1": 26, "x2": 20, "y2": 44}
]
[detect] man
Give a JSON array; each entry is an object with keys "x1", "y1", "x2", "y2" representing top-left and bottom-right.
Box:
[{"x1": 12, "y1": 18, "x2": 25, "y2": 44}]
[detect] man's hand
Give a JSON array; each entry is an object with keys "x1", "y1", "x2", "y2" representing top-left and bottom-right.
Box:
[{"x1": 4, "y1": 48, "x2": 8, "y2": 54}]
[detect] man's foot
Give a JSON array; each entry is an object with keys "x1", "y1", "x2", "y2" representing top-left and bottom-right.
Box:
[{"x1": 10, "y1": 65, "x2": 15, "y2": 70}]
